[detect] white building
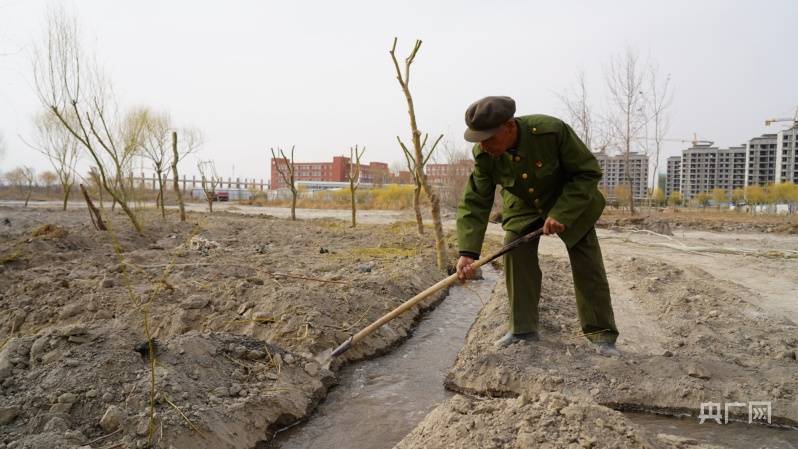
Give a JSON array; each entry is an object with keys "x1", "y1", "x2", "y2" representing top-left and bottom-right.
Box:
[
  {"x1": 775, "y1": 126, "x2": 798, "y2": 183},
  {"x1": 665, "y1": 156, "x2": 681, "y2": 198},
  {"x1": 679, "y1": 144, "x2": 745, "y2": 200},
  {"x1": 594, "y1": 151, "x2": 649, "y2": 200},
  {"x1": 745, "y1": 134, "x2": 778, "y2": 186}
]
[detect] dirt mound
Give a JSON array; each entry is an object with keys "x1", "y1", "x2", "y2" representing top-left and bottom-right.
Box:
[
  {"x1": 0, "y1": 207, "x2": 457, "y2": 448},
  {"x1": 395, "y1": 393, "x2": 724, "y2": 449},
  {"x1": 600, "y1": 209, "x2": 798, "y2": 235},
  {"x1": 30, "y1": 224, "x2": 67, "y2": 239},
  {"x1": 598, "y1": 215, "x2": 673, "y2": 235},
  {"x1": 443, "y1": 256, "x2": 798, "y2": 426},
  {"x1": 0, "y1": 326, "x2": 333, "y2": 449}
]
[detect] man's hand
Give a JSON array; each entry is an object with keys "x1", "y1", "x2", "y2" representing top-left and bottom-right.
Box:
[
  {"x1": 456, "y1": 256, "x2": 476, "y2": 282},
  {"x1": 543, "y1": 216, "x2": 565, "y2": 235}
]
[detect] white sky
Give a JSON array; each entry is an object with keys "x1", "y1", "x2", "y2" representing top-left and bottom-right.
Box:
[{"x1": 1, "y1": 0, "x2": 796, "y2": 185}]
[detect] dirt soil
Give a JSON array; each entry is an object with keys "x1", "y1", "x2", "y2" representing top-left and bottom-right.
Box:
[
  {"x1": 440, "y1": 256, "x2": 797, "y2": 420},
  {"x1": 0, "y1": 206, "x2": 454, "y2": 449},
  {"x1": 394, "y1": 392, "x2": 727, "y2": 449},
  {"x1": 395, "y1": 244, "x2": 798, "y2": 448},
  {"x1": 598, "y1": 209, "x2": 798, "y2": 235}
]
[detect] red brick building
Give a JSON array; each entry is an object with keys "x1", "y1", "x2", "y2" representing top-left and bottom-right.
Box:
[
  {"x1": 270, "y1": 156, "x2": 393, "y2": 189},
  {"x1": 269, "y1": 156, "x2": 475, "y2": 189}
]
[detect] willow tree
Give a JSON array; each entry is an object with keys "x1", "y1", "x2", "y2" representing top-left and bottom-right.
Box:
[
  {"x1": 139, "y1": 109, "x2": 171, "y2": 218},
  {"x1": 30, "y1": 111, "x2": 80, "y2": 210},
  {"x1": 32, "y1": 7, "x2": 145, "y2": 232},
  {"x1": 347, "y1": 145, "x2": 365, "y2": 227},
  {"x1": 4, "y1": 166, "x2": 36, "y2": 207},
  {"x1": 32, "y1": 111, "x2": 80, "y2": 210},
  {"x1": 389, "y1": 37, "x2": 446, "y2": 270}
]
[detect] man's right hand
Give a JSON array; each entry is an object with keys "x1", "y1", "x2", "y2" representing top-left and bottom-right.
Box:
[{"x1": 456, "y1": 256, "x2": 476, "y2": 282}]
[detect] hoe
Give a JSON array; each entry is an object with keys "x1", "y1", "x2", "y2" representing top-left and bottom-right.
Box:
[{"x1": 316, "y1": 226, "x2": 544, "y2": 368}]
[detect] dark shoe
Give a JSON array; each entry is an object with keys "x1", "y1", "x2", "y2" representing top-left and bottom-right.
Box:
[
  {"x1": 494, "y1": 331, "x2": 539, "y2": 348},
  {"x1": 594, "y1": 342, "x2": 621, "y2": 357}
]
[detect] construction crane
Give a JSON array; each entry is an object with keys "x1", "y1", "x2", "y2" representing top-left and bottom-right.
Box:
[
  {"x1": 765, "y1": 106, "x2": 798, "y2": 128},
  {"x1": 638, "y1": 133, "x2": 714, "y2": 147}
]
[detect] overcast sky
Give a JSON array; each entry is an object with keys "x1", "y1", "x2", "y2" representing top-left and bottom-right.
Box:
[{"x1": 1, "y1": 0, "x2": 796, "y2": 184}]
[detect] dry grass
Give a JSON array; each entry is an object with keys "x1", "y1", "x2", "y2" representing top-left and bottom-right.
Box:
[
  {"x1": 0, "y1": 249, "x2": 23, "y2": 265},
  {"x1": 348, "y1": 246, "x2": 419, "y2": 258},
  {"x1": 257, "y1": 184, "x2": 427, "y2": 210},
  {"x1": 30, "y1": 223, "x2": 67, "y2": 239}
]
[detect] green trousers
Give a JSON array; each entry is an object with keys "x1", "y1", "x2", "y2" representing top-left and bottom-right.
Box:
[{"x1": 503, "y1": 227, "x2": 618, "y2": 344}]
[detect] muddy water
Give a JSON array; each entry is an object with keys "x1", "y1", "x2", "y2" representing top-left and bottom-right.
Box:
[
  {"x1": 272, "y1": 266, "x2": 500, "y2": 449},
  {"x1": 626, "y1": 412, "x2": 798, "y2": 448}
]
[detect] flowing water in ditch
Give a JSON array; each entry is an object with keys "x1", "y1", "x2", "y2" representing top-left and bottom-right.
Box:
[
  {"x1": 271, "y1": 266, "x2": 500, "y2": 449},
  {"x1": 271, "y1": 263, "x2": 797, "y2": 449},
  {"x1": 626, "y1": 413, "x2": 798, "y2": 448}
]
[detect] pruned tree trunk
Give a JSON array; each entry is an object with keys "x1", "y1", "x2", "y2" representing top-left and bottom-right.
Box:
[
  {"x1": 61, "y1": 184, "x2": 70, "y2": 211},
  {"x1": 80, "y1": 183, "x2": 106, "y2": 230},
  {"x1": 198, "y1": 159, "x2": 219, "y2": 214},
  {"x1": 390, "y1": 38, "x2": 447, "y2": 270},
  {"x1": 271, "y1": 146, "x2": 297, "y2": 221},
  {"x1": 350, "y1": 188, "x2": 356, "y2": 227},
  {"x1": 423, "y1": 183, "x2": 446, "y2": 269},
  {"x1": 347, "y1": 145, "x2": 365, "y2": 227},
  {"x1": 171, "y1": 132, "x2": 186, "y2": 222},
  {"x1": 155, "y1": 169, "x2": 165, "y2": 219},
  {"x1": 412, "y1": 184, "x2": 423, "y2": 235},
  {"x1": 24, "y1": 186, "x2": 32, "y2": 207}
]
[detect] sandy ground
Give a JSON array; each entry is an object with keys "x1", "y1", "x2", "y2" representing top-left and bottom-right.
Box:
[
  {"x1": 395, "y1": 221, "x2": 798, "y2": 448},
  {"x1": 3, "y1": 202, "x2": 798, "y2": 449},
  {"x1": 0, "y1": 206, "x2": 463, "y2": 449}
]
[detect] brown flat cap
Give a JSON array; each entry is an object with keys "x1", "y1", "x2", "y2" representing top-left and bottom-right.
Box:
[{"x1": 464, "y1": 96, "x2": 516, "y2": 142}]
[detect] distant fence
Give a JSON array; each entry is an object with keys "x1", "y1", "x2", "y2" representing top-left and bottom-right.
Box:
[{"x1": 132, "y1": 173, "x2": 267, "y2": 192}]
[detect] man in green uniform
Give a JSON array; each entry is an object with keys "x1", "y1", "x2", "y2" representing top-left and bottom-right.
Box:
[{"x1": 455, "y1": 96, "x2": 619, "y2": 356}]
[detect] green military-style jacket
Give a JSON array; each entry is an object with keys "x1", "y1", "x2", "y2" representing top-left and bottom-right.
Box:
[{"x1": 456, "y1": 114, "x2": 605, "y2": 255}]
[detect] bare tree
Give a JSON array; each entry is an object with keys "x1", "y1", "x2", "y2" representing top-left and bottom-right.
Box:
[
  {"x1": 0, "y1": 132, "x2": 6, "y2": 162},
  {"x1": 557, "y1": 69, "x2": 594, "y2": 150},
  {"x1": 38, "y1": 170, "x2": 58, "y2": 195},
  {"x1": 80, "y1": 183, "x2": 106, "y2": 230},
  {"x1": 439, "y1": 141, "x2": 473, "y2": 210},
  {"x1": 32, "y1": 6, "x2": 145, "y2": 232},
  {"x1": 270, "y1": 146, "x2": 297, "y2": 220},
  {"x1": 605, "y1": 47, "x2": 648, "y2": 214},
  {"x1": 389, "y1": 37, "x2": 447, "y2": 270},
  {"x1": 347, "y1": 145, "x2": 365, "y2": 227},
  {"x1": 171, "y1": 128, "x2": 201, "y2": 222},
  {"x1": 137, "y1": 109, "x2": 170, "y2": 217},
  {"x1": 197, "y1": 160, "x2": 219, "y2": 213},
  {"x1": 5, "y1": 166, "x2": 36, "y2": 207},
  {"x1": 31, "y1": 111, "x2": 80, "y2": 210},
  {"x1": 87, "y1": 166, "x2": 104, "y2": 208},
  {"x1": 645, "y1": 63, "x2": 673, "y2": 206},
  {"x1": 398, "y1": 133, "x2": 440, "y2": 234}
]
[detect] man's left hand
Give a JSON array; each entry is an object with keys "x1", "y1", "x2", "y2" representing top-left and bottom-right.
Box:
[{"x1": 543, "y1": 216, "x2": 565, "y2": 235}]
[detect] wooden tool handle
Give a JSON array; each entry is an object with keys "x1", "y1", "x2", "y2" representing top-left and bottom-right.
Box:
[{"x1": 330, "y1": 227, "x2": 543, "y2": 357}]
